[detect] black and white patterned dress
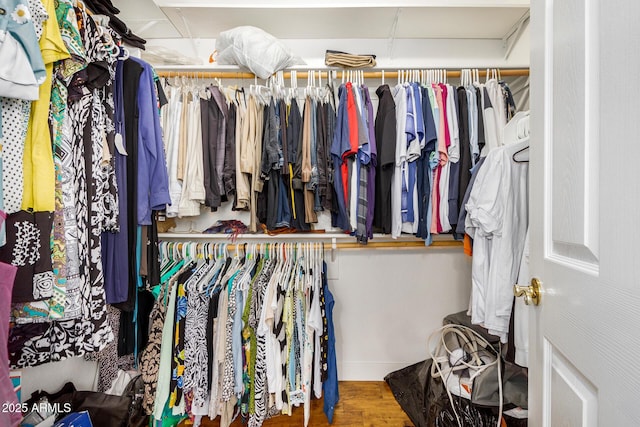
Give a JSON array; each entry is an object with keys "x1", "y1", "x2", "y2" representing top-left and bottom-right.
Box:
[
  {"x1": 248, "y1": 259, "x2": 275, "y2": 427},
  {"x1": 139, "y1": 281, "x2": 172, "y2": 414},
  {"x1": 8, "y1": 7, "x2": 114, "y2": 368},
  {"x1": 184, "y1": 263, "x2": 212, "y2": 410}
]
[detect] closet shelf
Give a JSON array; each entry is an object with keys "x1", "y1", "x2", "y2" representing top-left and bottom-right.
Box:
[{"x1": 158, "y1": 232, "x2": 463, "y2": 249}]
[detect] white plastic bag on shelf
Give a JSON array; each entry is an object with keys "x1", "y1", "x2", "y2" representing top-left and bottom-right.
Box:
[{"x1": 214, "y1": 26, "x2": 305, "y2": 79}]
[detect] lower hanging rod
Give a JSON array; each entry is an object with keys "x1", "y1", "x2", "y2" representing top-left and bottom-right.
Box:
[{"x1": 158, "y1": 234, "x2": 463, "y2": 250}]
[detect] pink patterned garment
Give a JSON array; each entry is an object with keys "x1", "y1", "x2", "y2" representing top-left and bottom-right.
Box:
[{"x1": 0, "y1": 261, "x2": 20, "y2": 427}]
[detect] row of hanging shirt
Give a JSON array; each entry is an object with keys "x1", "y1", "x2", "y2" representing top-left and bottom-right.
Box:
[
  {"x1": 332, "y1": 68, "x2": 518, "y2": 244},
  {"x1": 158, "y1": 69, "x2": 519, "y2": 245},
  {"x1": 160, "y1": 71, "x2": 336, "y2": 234},
  {"x1": 141, "y1": 242, "x2": 338, "y2": 427}
]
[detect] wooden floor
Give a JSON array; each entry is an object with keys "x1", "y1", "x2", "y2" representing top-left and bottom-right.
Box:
[{"x1": 180, "y1": 381, "x2": 414, "y2": 427}]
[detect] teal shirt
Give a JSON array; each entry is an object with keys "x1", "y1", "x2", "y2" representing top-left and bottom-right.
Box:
[{"x1": 0, "y1": 0, "x2": 47, "y2": 85}]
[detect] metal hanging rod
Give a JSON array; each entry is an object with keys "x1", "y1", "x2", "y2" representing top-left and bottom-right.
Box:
[
  {"x1": 156, "y1": 69, "x2": 529, "y2": 80},
  {"x1": 158, "y1": 233, "x2": 463, "y2": 250}
]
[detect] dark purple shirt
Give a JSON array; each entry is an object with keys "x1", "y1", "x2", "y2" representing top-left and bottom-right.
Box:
[
  {"x1": 102, "y1": 60, "x2": 129, "y2": 304},
  {"x1": 363, "y1": 88, "x2": 377, "y2": 239}
]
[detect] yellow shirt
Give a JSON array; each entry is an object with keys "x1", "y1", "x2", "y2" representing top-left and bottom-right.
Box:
[{"x1": 22, "y1": 0, "x2": 70, "y2": 211}]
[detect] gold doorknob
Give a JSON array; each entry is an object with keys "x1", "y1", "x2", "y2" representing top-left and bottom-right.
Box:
[{"x1": 513, "y1": 278, "x2": 542, "y2": 306}]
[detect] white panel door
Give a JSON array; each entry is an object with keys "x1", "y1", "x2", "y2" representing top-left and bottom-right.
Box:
[{"x1": 529, "y1": 0, "x2": 640, "y2": 425}]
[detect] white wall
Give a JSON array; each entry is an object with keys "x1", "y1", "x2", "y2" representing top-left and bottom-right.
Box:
[
  {"x1": 328, "y1": 248, "x2": 471, "y2": 380},
  {"x1": 18, "y1": 358, "x2": 99, "y2": 402}
]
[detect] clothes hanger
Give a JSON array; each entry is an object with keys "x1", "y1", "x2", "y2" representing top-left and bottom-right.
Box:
[
  {"x1": 238, "y1": 243, "x2": 257, "y2": 292},
  {"x1": 310, "y1": 244, "x2": 317, "y2": 287},
  {"x1": 159, "y1": 241, "x2": 167, "y2": 262},
  {"x1": 289, "y1": 244, "x2": 298, "y2": 293},
  {"x1": 303, "y1": 243, "x2": 310, "y2": 292},
  {"x1": 274, "y1": 243, "x2": 288, "y2": 294},
  {"x1": 286, "y1": 243, "x2": 297, "y2": 293},
  {"x1": 118, "y1": 45, "x2": 129, "y2": 61},
  {"x1": 214, "y1": 245, "x2": 241, "y2": 293},
  {"x1": 512, "y1": 145, "x2": 529, "y2": 163},
  {"x1": 305, "y1": 70, "x2": 312, "y2": 99},
  {"x1": 160, "y1": 243, "x2": 186, "y2": 284},
  {"x1": 183, "y1": 241, "x2": 191, "y2": 261},
  {"x1": 97, "y1": 26, "x2": 119, "y2": 59},
  {"x1": 201, "y1": 244, "x2": 227, "y2": 294},
  {"x1": 313, "y1": 243, "x2": 320, "y2": 291},
  {"x1": 304, "y1": 243, "x2": 311, "y2": 292}
]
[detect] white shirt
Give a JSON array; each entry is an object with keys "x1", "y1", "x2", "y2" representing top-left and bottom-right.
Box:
[
  {"x1": 466, "y1": 138, "x2": 529, "y2": 342},
  {"x1": 465, "y1": 152, "x2": 496, "y2": 326},
  {"x1": 178, "y1": 91, "x2": 205, "y2": 216},
  {"x1": 391, "y1": 84, "x2": 408, "y2": 238},
  {"x1": 165, "y1": 87, "x2": 184, "y2": 217},
  {"x1": 485, "y1": 139, "x2": 529, "y2": 340},
  {"x1": 486, "y1": 79, "x2": 507, "y2": 145}
]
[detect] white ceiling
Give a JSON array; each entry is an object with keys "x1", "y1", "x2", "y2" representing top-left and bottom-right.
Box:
[
  {"x1": 111, "y1": 0, "x2": 529, "y2": 40},
  {"x1": 154, "y1": 0, "x2": 529, "y2": 7}
]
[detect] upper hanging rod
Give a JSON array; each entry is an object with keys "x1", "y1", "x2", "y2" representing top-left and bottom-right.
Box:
[{"x1": 156, "y1": 68, "x2": 529, "y2": 80}]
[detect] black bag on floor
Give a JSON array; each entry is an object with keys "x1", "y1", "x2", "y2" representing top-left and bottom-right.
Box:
[
  {"x1": 71, "y1": 390, "x2": 131, "y2": 427},
  {"x1": 121, "y1": 374, "x2": 148, "y2": 427},
  {"x1": 384, "y1": 359, "x2": 432, "y2": 427},
  {"x1": 427, "y1": 369, "x2": 498, "y2": 427},
  {"x1": 24, "y1": 381, "x2": 134, "y2": 427},
  {"x1": 386, "y1": 360, "x2": 528, "y2": 427}
]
